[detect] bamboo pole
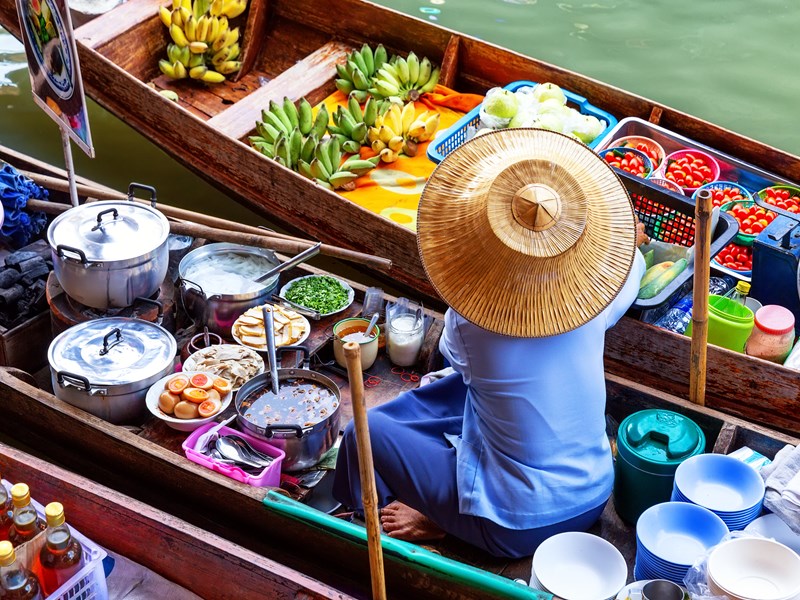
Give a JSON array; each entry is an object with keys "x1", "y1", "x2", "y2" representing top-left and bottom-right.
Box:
[
  {"x1": 343, "y1": 341, "x2": 386, "y2": 600},
  {"x1": 24, "y1": 199, "x2": 392, "y2": 272},
  {"x1": 689, "y1": 189, "x2": 714, "y2": 406}
]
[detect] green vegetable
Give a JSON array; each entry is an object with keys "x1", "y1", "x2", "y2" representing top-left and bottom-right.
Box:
[{"x1": 285, "y1": 276, "x2": 349, "y2": 314}]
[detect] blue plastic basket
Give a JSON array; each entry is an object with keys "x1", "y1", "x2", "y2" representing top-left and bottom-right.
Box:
[{"x1": 426, "y1": 80, "x2": 618, "y2": 164}]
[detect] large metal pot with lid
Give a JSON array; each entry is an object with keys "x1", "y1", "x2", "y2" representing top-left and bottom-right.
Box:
[
  {"x1": 47, "y1": 316, "x2": 176, "y2": 424},
  {"x1": 47, "y1": 183, "x2": 170, "y2": 309},
  {"x1": 178, "y1": 242, "x2": 281, "y2": 336},
  {"x1": 235, "y1": 347, "x2": 341, "y2": 471}
]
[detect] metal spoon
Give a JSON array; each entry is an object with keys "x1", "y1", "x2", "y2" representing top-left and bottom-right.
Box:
[
  {"x1": 215, "y1": 437, "x2": 265, "y2": 470},
  {"x1": 263, "y1": 305, "x2": 279, "y2": 395},
  {"x1": 254, "y1": 242, "x2": 321, "y2": 284},
  {"x1": 364, "y1": 312, "x2": 380, "y2": 338},
  {"x1": 222, "y1": 434, "x2": 274, "y2": 466}
]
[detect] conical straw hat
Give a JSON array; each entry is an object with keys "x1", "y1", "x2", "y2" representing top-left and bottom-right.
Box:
[{"x1": 417, "y1": 128, "x2": 637, "y2": 338}]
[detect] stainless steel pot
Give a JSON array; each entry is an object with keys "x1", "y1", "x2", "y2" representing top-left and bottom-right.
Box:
[
  {"x1": 47, "y1": 184, "x2": 170, "y2": 309},
  {"x1": 47, "y1": 316, "x2": 176, "y2": 424},
  {"x1": 178, "y1": 242, "x2": 281, "y2": 336},
  {"x1": 235, "y1": 347, "x2": 340, "y2": 471}
]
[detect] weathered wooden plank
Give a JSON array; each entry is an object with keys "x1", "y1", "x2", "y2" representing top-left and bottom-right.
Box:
[
  {"x1": 74, "y1": 0, "x2": 163, "y2": 50},
  {"x1": 208, "y1": 40, "x2": 354, "y2": 139},
  {"x1": 235, "y1": 0, "x2": 271, "y2": 80},
  {"x1": 439, "y1": 35, "x2": 460, "y2": 90},
  {"x1": 0, "y1": 442, "x2": 354, "y2": 600}
]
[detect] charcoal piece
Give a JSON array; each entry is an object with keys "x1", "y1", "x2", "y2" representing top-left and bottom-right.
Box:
[
  {"x1": 16, "y1": 256, "x2": 48, "y2": 275},
  {"x1": 0, "y1": 285, "x2": 24, "y2": 305},
  {"x1": 0, "y1": 269, "x2": 22, "y2": 289},
  {"x1": 4, "y1": 251, "x2": 38, "y2": 268},
  {"x1": 18, "y1": 239, "x2": 50, "y2": 259},
  {"x1": 18, "y1": 260, "x2": 50, "y2": 285}
]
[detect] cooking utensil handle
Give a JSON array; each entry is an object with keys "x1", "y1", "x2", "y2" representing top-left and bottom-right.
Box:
[
  {"x1": 255, "y1": 242, "x2": 322, "y2": 284},
  {"x1": 263, "y1": 305, "x2": 280, "y2": 395},
  {"x1": 276, "y1": 345, "x2": 310, "y2": 369},
  {"x1": 94, "y1": 207, "x2": 119, "y2": 226},
  {"x1": 127, "y1": 182, "x2": 158, "y2": 208},
  {"x1": 132, "y1": 297, "x2": 164, "y2": 324},
  {"x1": 271, "y1": 294, "x2": 321, "y2": 320},
  {"x1": 100, "y1": 328, "x2": 123, "y2": 356},
  {"x1": 55, "y1": 244, "x2": 88, "y2": 265},
  {"x1": 343, "y1": 340, "x2": 386, "y2": 600},
  {"x1": 263, "y1": 424, "x2": 304, "y2": 438},
  {"x1": 56, "y1": 370, "x2": 91, "y2": 392}
]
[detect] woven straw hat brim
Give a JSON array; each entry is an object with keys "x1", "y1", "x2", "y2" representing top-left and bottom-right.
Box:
[{"x1": 417, "y1": 128, "x2": 636, "y2": 338}]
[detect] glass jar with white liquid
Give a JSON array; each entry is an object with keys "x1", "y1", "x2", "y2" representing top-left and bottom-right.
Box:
[{"x1": 387, "y1": 312, "x2": 424, "y2": 367}]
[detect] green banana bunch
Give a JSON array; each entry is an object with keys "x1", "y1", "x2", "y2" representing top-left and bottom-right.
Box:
[
  {"x1": 335, "y1": 44, "x2": 390, "y2": 102},
  {"x1": 157, "y1": 0, "x2": 246, "y2": 83},
  {"x1": 366, "y1": 100, "x2": 440, "y2": 162},
  {"x1": 297, "y1": 138, "x2": 381, "y2": 191},
  {"x1": 328, "y1": 94, "x2": 379, "y2": 153},
  {"x1": 369, "y1": 52, "x2": 440, "y2": 102},
  {"x1": 250, "y1": 97, "x2": 328, "y2": 166}
]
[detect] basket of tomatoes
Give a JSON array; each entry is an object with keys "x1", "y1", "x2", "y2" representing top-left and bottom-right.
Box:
[
  {"x1": 719, "y1": 200, "x2": 774, "y2": 246},
  {"x1": 712, "y1": 241, "x2": 753, "y2": 277},
  {"x1": 661, "y1": 149, "x2": 720, "y2": 194},
  {"x1": 600, "y1": 147, "x2": 653, "y2": 179},
  {"x1": 755, "y1": 185, "x2": 800, "y2": 216},
  {"x1": 609, "y1": 135, "x2": 666, "y2": 170},
  {"x1": 693, "y1": 181, "x2": 752, "y2": 208}
]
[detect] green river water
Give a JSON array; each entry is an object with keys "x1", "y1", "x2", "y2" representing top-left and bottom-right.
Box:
[{"x1": 0, "y1": 0, "x2": 799, "y2": 234}]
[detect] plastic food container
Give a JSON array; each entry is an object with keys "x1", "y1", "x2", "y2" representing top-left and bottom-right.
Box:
[
  {"x1": 648, "y1": 177, "x2": 684, "y2": 195},
  {"x1": 686, "y1": 295, "x2": 754, "y2": 353},
  {"x1": 613, "y1": 409, "x2": 705, "y2": 524},
  {"x1": 607, "y1": 134, "x2": 666, "y2": 169},
  {"x1": 661, "y1": 149, "x2": 721, "y2": 194},
  {"x1": 183, "y1": 424, "x2": 285, "y2": 487},
  {"x1": 599, "y1": 146, "x2": 653, "y2": 179},
  {"x1": 745, "y1": 304, "x2": 795, "y2": 363}
]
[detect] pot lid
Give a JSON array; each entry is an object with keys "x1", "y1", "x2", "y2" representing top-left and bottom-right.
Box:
[
  {"x1": 48, "y1": 317, "x2": 176, "y2": 386},
  {"x1": 48, "y1": 201, "x2": 169, "y2": 261},
  {"x1": 617, "y1": 409, "x2": 705, "y2": 475}
]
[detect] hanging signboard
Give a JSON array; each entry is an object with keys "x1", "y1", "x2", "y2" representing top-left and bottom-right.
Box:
[{"x1": 15, "y1": 0, "x2": 94, "y2": 157}]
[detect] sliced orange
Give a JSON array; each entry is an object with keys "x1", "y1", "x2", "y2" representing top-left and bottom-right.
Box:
[
  {"x1": 166, "y1": 375, "x2": 190, "y2": 394},
  {"x1": 198, "y1": 399, "x2": 221, "y2": 419},
  {"x1": 212, "y1": 377, "x2": 232, "y2": 395},
  {"x1": 188, "y1": 372, "x2": 214, "y2": 390},
  {"x1": 182, "y1": 387, "x2": 210, "y2": 404}
]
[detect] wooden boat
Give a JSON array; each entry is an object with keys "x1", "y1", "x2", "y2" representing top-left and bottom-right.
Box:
[{"x1": 0, "y1": 440, "x2": 356, "y2": 599}]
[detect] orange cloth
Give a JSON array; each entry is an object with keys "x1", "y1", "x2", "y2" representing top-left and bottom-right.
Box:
[
  {"x1": 420, "y1": 84, "x2": 485, "y2": 114},
  {"x1": 319, "y1": 90, "x2": 480, "y2": 232}
]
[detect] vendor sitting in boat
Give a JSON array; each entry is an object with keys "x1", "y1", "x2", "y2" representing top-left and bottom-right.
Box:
[{"x1": 333, "y1": 129, "x2": 649, "y2": 558}]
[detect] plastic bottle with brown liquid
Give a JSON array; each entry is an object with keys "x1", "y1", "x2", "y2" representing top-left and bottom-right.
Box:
[
  {"x1": 0, "y1": 479, "x2": 12, "y2": 542},
  {"x1": 7, "y1": 485, "x2": 45, "y2": 547},
  {"x1": 0, "y1": 540, "x2": 43, "y2": 600},
  {"x1": 38, "y1": 502, "x2": 84, "y2": 595}
]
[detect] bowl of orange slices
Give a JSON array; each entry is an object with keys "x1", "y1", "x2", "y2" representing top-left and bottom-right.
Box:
[{"x1": 146, "y1": 371, "x2": 233, "y2": 432}]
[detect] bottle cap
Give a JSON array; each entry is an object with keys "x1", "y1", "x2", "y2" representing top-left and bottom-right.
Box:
[
  {"x1": 10, "y1": 483, "x2": 30, "y2": 508},
  {"x1": 0, "y1": 541, "x2": 15, "y2": 567},
  {"x1": 45, "y1": 502, "x2": 65, "y2": 527},
  {"x1": 754, "y1": 305, "x2": 795, "y2": 335},
  {"x1": 736, "y1": 281, "x2": 751, "y2": 294}
]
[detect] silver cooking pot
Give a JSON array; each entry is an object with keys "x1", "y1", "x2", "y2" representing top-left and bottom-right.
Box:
[
  {"x1": 235, "y1": 347, "x2": 341, "y2": 471},
  {"x1": 47, "y1": 315, "x2": 176, "y2": 424},
  {"x1": 47, "y1": 184, "x2": 170, "y2": 309},
  {"x1": 178, "y1": 242, "x2": 281, "y2": 336}
]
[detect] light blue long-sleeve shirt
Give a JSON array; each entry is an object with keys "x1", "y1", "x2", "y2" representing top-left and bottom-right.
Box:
[{"x1": 439, "y1": 250, "x2": 646, "y2": 529}]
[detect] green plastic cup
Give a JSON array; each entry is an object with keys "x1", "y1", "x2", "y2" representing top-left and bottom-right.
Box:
[{"x1": 686, "y1": 294, "x2": 754, "y2": 353}]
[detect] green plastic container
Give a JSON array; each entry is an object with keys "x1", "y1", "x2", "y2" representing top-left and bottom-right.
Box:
[
  {"x1": 614, "y1": 409, "x2": 705, "y2": 524},
  {"x1": 686, "y1": 294, "x2": 754, "y2": 352}
]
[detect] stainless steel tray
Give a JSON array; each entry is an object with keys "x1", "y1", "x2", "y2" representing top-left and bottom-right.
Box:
[{"x1": 595, "y1": 117, "x2": 799, "y2": 194}]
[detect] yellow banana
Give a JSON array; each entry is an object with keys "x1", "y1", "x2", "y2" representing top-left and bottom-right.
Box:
[
  {"x1": 217, "y1": 16, "x2": 228, "y2": 33},
  {"x1": 171, "y1": 8, "x2": 183, "y2": 27},
  {"x1": 221, "y1": 0, "x2": 246, "y2": 18},
  {"x1": 189, "y1": 65, "x2": 208, "y2": 79},
  {"x1": 422, "y1": 113, "x2": 440, "y2": 140},
  {"x1": 171, "y1": 0, "x2": 181, "y2": 10},
  {"x1": 371, "y1": 139, "x2": 386, "y2": 153},
  {"x1": 158, "y1": 59, "x2": 176, "y2": 78},
  {"x1": 209, "y1": 0, "x2": 224, "y2": 16},
  {"x1": 212, "y1": 29, "x2": 229, "y2": 51},
  {"x1": 196, "y1": 15, "x2": 209, "y2": 42},
  {"x1": 379, "y1": 148, "x2": 399, "y2": 163},
  {"x1": 170, "y1": 23, "x2": 189, "y2": 47},
  {"x1": 188, "y1": 53, "x2": 205, "y2": 68},
  {"x1": 206, "y1": 17, "x2": 221, "y2": 43},
  {"x1": 387, "y1": 104, "x2": 402, "y2": 134},
  {"x1": 180, "y1": 0, "x2": 191, "y2": 11},
  {"x1": 215, "y1": 60, "x2": 241, "y2": 74},
  {"x1": 201, "y1": 70, "x2": 227, "y2": 83},
  {"x1": 158, "y1": 6, "x2": 172, "y2": 27},
  {"x1": 378, "y1": 125, "x2": 395, "y2": 145},
  {"x1": 172, "y1": 61, "x2": 187, "y2": 79},
  {"x1": 211, "y1": 46, "x2": 232, "y2": 65},
  {"x1": 188, "y1": 41, "x2": 208, "y2": 54},
  {"x1": 179, "y1": 6, "x2": 191, "y2": 23},
  {"x1": 388, "y1": 135, "x2": 404, "y2": 153},
  {"x1": 401, "y1": 101, "x2": 416, "y2": 132},
  {"x1": 184, "y1": 16, "x2": 197, "y2": 42},
  {"x1": 223, "y1": 27, "x2": 239, "y2": 47},
  {"x1": 227, "y1": 42, "x2": 240, "y2": 61}
]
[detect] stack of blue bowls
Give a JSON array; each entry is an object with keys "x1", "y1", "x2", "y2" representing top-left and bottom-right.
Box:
[
  {"x1": 635, "y1": 501, "x2": 729, "y2": 585},
  {"x1": 671, "y1": 453, "x2": 765, "y2": 530}
]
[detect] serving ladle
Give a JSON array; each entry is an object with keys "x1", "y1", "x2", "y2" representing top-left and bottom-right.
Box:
[
  {"x1": 254, "y1": 242, "x2": 321, "y2": 284},
  {"x1": 263, "y1": 305, "x2": 279, "y2": 395}
]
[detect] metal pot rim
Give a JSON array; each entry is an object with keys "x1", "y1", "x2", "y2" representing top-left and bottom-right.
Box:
[{"x1": 178, "y1": 242, "x2": 281, "y2": 299}]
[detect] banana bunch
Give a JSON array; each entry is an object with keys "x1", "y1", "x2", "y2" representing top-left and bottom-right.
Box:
[
  {"x1": 367, "y1": 100, "x2": 440, "y2": 163},
  {"x1": 335, "y1": 44, "x2": 389, "y2": 102},
  {"x1": 328, "y1": 94, "x2": 379, "y2": 153},
  {"x1": 369, "y1": 51, "x2": 440, "y2": 102},
  {"x1": 157, "y1": 0, "x2": 246, "y2": 83},
  {"x1": 249, "y1": 97, "x2": 328, "y2": 168},
  {"x1": 297, "y1": 138, "x2": 380, "y2": 191}
]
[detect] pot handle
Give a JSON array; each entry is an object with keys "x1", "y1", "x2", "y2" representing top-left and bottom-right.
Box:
[
  {"x1": 132, "y1": 297, "x2": 164, "y2": 325},
  {"x1": 55, "y1": 244, "x2": 89, "y2": 265},
  {"x1": 92, "y1": 208, "x2": 119, "y2": 231},
  {"x1": 263, "y1": 424, "x2": 305, "y2": 439},
  {"x1": 178, "y1": 277, "x2": 207, "y2": 300},
  {"x1": 276, "y1": 345, "x2": 310, "y2": 369},
  {"x1": 127, "y1": 183, "x2": 158, "y2": 208},
  {"x1": 56, "y1": 370, "x2": 91, "y2": 392},
  {"x1": 99, "y1": 328, "x2": 123, "y2": 356}
]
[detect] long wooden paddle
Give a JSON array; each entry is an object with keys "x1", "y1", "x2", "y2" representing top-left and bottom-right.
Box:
[
  {"x1": 343, "y1": 341, "x2": 386, "y2": 600},
  {"x1": 690, "y1": 188, "x2": 714, "y2": 405}
]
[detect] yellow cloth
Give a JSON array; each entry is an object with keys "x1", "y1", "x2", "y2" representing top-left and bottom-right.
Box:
[{"x1": 320, "y1": 91, "x2": 469, "y2": 232}]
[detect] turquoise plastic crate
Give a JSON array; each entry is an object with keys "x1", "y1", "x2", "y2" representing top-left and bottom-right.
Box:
[{"x1": 427, "y1": 80, "x2": 618, "y2": 164}]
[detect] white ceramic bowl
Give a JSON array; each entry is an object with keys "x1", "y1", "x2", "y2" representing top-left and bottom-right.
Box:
[
  {"x1": 145, "y1": 372, "x2": 233, "y2": 432},
  {"x1": 707, "y1": 537, "x2": 800, "y2": 600},
  {"x1": 532, "y1": 532, "x2": 627, "y2": 600},
  {"x1": 182, "y1": 344, "x2": 265, "y2": 392}
]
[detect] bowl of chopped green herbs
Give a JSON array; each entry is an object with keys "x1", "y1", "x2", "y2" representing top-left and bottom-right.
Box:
[{"x1": 280, "y1": 275, "x2": 355, "y2": 318}]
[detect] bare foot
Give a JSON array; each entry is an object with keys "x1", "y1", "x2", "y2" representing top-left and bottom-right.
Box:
[{"x1": 380, "y1": 501, "x2": 445, "y2": 542}]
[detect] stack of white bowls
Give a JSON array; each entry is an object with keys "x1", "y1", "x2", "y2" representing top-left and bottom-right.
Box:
[
  {"x1": 707, "y1": 537, "x2": 800, "y2": 600},
  {"x1": 671, "y1": 454, "x2": 765, "y2": 530},
  {"x1": 530, "y1": 532, "x2": 627, "y2": 600},
  {"x1": 634, "y1": 502, "x2": 729, "y2": 585}
]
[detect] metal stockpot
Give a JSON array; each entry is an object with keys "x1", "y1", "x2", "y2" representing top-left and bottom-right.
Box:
[
  {"x1": 47, "y1": 184, "x2": 170, "y2": 309},
  {"x1": 47, "y1": 316, "x2": 176, "y2": 424},
  {"x1": 178, "y1": 242, "x2": 281, "y2": 336},
  {"x1": 235, "y1": 347, "x2": 341, "y2": 471}
]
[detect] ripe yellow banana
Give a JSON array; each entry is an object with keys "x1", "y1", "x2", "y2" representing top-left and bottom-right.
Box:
[
  {"x1": 215, "y1": 60, "x2": 241, "y2": 75},
  {"x1": 159, "y1": 6, "x2": 172, "y2": 27},
  {"x1": 188, "y1": 41, "x2": 208, "y2": 54},
  {"x1": 170, "y1": 23, "x2": 189, "y2": 47},
  {"x1": 201, "y1": 70, "x2": 227, "y2": 83},
  {"x1": 184, "y1": 16, "x2": 197, "y2": 42},
  {"x1": 189, "y1": 65, "x2": 208, "y2": 79},
  {"x1": 196, "y1": 15, "x2": 209, "y2": 41},
  {"x1": 172, "y1": 61, "x2": 187, "y2": 78}
]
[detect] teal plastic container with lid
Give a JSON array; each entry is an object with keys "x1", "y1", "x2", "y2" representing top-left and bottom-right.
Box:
[{"x1": 614, "y1": 409, "x2": 705, "y2": 524}]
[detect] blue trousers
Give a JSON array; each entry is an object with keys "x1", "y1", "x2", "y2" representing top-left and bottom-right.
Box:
[{"x1": 332, "y1": 373, "x2": 606, "y2": 558}]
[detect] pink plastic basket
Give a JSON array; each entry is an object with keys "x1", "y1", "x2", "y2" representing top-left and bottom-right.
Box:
[{"x1": 183, "y1": 424, "x2": 284, "y2": 487}]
